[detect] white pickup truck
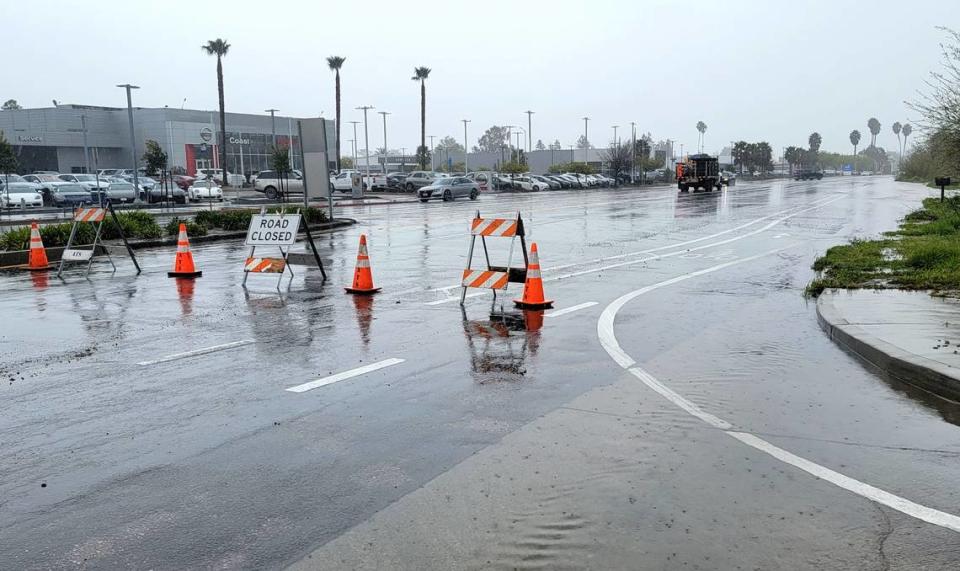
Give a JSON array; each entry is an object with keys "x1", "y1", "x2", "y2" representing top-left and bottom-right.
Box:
[{"x1": 330, "y1": 170, "x2": 387, "y2": 192}]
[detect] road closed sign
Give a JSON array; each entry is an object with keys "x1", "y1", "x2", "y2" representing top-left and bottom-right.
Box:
[{"x1": 245, "y1": 214, "x2": 301, "y2": 246}]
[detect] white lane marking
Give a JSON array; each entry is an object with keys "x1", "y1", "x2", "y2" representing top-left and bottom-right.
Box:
[
  {"x1": 137, "y1": 340, "x2": 255, "y2": 366},
  {"x1": 596, "y1": 250, "x2": 960, "y2": 533},
  {"x1": 285, "y1": 358, "x2": 405, "y2": 393},
  {"x1": 727, "y1": 431, "x2": 960, "y2": 532},
  {"x1": 545, "y1": 302, "x2": 598, "y2": 318}
]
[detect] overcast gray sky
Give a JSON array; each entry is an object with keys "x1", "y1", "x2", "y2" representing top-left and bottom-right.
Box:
[{"x1": 5, "y1": 0, "x2": 956, "y2": 156}]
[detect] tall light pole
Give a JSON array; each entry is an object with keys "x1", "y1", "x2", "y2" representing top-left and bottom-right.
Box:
[
  {"x1": 524, "y1": 110, "x2": 534, "y2": 152},
  {"x1": 428, "y1": 135, "x2": 436, "y2": 170},
  {"x1": 349, "y1": 121, "x2": 361, "y2": 168},
  {"x1": 378, "y1": 111, "x2": 390, "y2": 173},
  {"x1": 582, "y1": 117, "x2": 590, "y2": 163},
  {"x1": 265, "y1": 108, "x2": 279, "y2": 147},
  {"x1": 612, "y1": 125, "x2": 619, "y2": 148},
  {"x1": 117, "y1": 84, "x2": 141, "y2": 197},
  {"x1": 461, "y1": 119, "x2": 471, "y2": 174},
  {"x1": 356, "y1": 105, "x2": 374, "y2": 188},
  {"x1": 630, "y1": 121, "x2": 636, "y2": 184},
  {"x1": 81, "y1": 115, "x2": 91, "y2": 174}
]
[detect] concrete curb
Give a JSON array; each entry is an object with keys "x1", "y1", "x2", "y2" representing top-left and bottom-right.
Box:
[
  {"x1": 0, "y1": 218, "x2": 356, "y2": 269},
  {"x1": 816, "y1": 290, "x2": 960, "y2": 402}
]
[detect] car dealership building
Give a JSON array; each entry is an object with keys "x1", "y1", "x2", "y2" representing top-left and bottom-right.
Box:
[{"x1": 0, "y1": 104, "x2": 332, "y2": 177}]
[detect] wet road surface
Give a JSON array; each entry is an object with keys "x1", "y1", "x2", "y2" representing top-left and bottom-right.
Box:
[{"x1": 2, "y1": 177, "x2": 959, "y2": 569}]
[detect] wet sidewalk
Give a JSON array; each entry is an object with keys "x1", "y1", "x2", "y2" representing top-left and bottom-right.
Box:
[{"x1": 817, "y1": 289, "x2": 960, "y2": 401}]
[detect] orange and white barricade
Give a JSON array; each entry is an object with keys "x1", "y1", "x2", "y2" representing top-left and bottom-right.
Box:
[
  {"x1": 57, "y1": 203, "x2": 140, "y2": 278},
  {"x1": 460, "y1": 211, "x2": 529, "y2": 307}
]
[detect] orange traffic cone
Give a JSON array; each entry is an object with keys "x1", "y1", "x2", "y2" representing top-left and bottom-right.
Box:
[
  {"x1": 167, "y1": 223, "x2": 203, "y2": 278},
  {"x1": 514, "y1": 242, "x2": 553, "y2": 309},
  {"x1": 26, "y1": 221, "x2": 50, "y2": 271},
  {"x1": 345, "y1": 234, "x2": 381, "y2": 294}
]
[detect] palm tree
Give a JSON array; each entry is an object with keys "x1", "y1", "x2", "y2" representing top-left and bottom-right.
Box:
[
  {"x1": 411, "y1": 67, "x2": 431, "y2": 168},
  {"x1": 891, "y1": 121, "x2": 902, "y2": 168},
  {"x1": 849, "y1": 130, "x2": 861, "y2": 156},
  {"x1": 808, "y1": 132, "x2": 822, "y2": 152},
  {"x1": 902, "y1": 123, "x2": 913, "y2": 155},
  {"x1": 326, "y1": 56, "x2": 346, "y2": 172},
  {"x1": 202, "y1": 39, "x2": 230, "y2": 183},
  {"x1": 867, "y1": 117, "x2": 881, "y2": 147},
  {"x1": 696, "y1": 121, "x2": 707, "y2": 153},
  {"x1": 849, "y1": 130, "x2": 861, "y2": 172}
]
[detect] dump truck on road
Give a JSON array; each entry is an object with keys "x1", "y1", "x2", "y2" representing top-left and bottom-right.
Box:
[{"x1": 676, "y1": 154, "x2": 722, "y2": 192}]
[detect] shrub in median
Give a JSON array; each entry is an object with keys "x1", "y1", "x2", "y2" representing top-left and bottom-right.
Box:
[{"x1": 165, "y1": 217, "x2": 208, "y2": 237}]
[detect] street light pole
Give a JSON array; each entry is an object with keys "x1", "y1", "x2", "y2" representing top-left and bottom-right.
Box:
[
  {"x1": 461, "y1": 119, "x2": 470, "y2": 174},
  {"x1": 525, "y1": 110, "x2": 534, "y2": 153},
  {"x1": 356, "y1": 105, "x2": 374, "y2": 189},
  {"x1": 630, "y1": 121, "x2": 636, "y2": 184},
  {"x1": 612, "y1": 125, "x2": 619, "y2": 148},
  {"x1": 582, "y1": 117, "x2": 590, "y2": 164},
  {"x1": 265, "y1": 108, "x2": 279, "y2": 148},
  {"x1": 117, "y1": 84, "x2": 141, "y2": 197},
  {"x1": 428, "y1": 135, "x2": 436, "y2": 171},
  {"x1": 349, "y1": 121, "x2": 361, "y2": 169},
  {"x1": 378, "y1": 111, "x2": 390, "y2": 174},
  {"x1": 81, "y1": 114, "x2": 91, "y2": 174}
]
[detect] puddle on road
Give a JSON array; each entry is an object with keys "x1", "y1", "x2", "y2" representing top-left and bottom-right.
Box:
[{"x1": 462, "y1": 309, "x2": 543, "y2": 384}]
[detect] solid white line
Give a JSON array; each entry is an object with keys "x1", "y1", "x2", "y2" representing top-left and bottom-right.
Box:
[
  {"x1": 596, "y1": 247, "x2": 960, "y2": 533},
  {"x1": 727, "y1": 431, "x2": 960, "y2": 532},
  {"x1": 545, "y1": 301, "x2": 598, "y2": 318},
  {"x1": 137, "y1": 339, "x2": 255, "y2": 366},
  {"x1": 285, "y1": 358, "x2": 405, "y2": 393}
]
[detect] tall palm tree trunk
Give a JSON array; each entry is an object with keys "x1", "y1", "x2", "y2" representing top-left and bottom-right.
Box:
[
  {"x1": 217, "y1": 56, "x2": 227, "y2": 183},
  {"x1": 420, "y1": 80, "x2": 426, "y2": 168},
  {"x1": 335, "y1": 70, "x2": 341, "y2": 172}
]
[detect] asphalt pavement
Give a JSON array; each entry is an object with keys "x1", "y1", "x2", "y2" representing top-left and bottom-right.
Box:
[{"x1": 2, "y1": 177, "x2": 959, "y2": 569}]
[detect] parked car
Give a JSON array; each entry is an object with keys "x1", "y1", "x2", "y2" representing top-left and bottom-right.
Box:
[
  {"x1": 24, "y1": 174, "x2": 74, "y2": 205},
  {"x1": 509, "y1": 176, "x2": 543, "y2": 192},
  {"x1": 386, "y1": 172, "x2": 408, "y2": 189},
  {"x1": 418, "y1": 176, "x2": 480, "y2": 202},
  {"x1": 97, "y1": 169, "x2": 122, "y2": 177},
  {"x1": 255, "y1": 170, "x2": 304, "y2": 199},
  {"x1": 0, "y1": 173, "x2": 41, "y2": 191},
  {"x1": 794, "y1": 169, "x2": 823, "y2": 181},
  {"x1": 1, "y1": 183, "x2": 44, "y2": 208},
  {"x1": 92, "y1": 181, "x2": 137, "y2": 203},
  {"x1": 531, "y1": 174, "x2": 560, "y2": 190},
  {"x1": 173, "y1": 175, "x2": 195, "y2": 190},
  {"x1": 51, "y1": 183, "x2": 95, "y2": 206},
  {"x1": 144, "y1": 184, "x2": 187, "y2": 204},
  {"x1": 196, "y1": 168, "x2": 245, "y2": 187},
  {"x1": 544, "y1": 175, "x2": 571, "y2": 189},
  {"x1": 59, "y1": 173, "x2": 109, "y2": 192},
  {"x1": 187, "y1": 179, "x2": 224, "y2": 202},
  {"x1": 404, "y1": 171, "x2": 439, "y2": 191}
]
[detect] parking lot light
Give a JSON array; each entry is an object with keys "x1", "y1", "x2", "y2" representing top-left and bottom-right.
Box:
[{"x1": 117, "y1": 84, "x2": 141, "y2": 199}]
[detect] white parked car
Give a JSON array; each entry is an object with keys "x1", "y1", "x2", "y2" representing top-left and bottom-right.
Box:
[
  {"x1": 196, "y1": 168, "x2": 245, "y2": 187},
  {"x1": 1, "y1": 183, "x2": 44, "y2": 208},
  {"x1": 511, "y1": 176, "x2": 544, "y2": 192},
  {"x1": 330, "y1": 170, "x2": 388, "y2": 192},
  {"x1": 187, "y1": 179, "x2": 224, "y2": 202},
  {"x1": 59, "y1": 173, "x2": 110, "y2": 191}
]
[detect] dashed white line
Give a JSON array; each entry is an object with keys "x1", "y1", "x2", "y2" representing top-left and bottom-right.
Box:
[
  {"x1": 597, "y1": 247, "x2": 960, "y2": 533},
  {"x1": 137, "y1": 339, "x2": 255, "y2": 366},
  {"x1": 285, "y1": 358, "x2": 406, "y2": 393},
  {"x1": 545, "y1": 302, "x2": 598, "y2": 318}
]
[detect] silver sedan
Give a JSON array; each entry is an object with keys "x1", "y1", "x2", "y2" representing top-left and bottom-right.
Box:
[{"x1": 418, "y1": 176, "x2": 480, "y2": 202}]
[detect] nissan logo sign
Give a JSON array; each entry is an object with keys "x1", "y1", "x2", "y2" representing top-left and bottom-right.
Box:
[{"x1": 200, "y1": 127, "x2": 213, "y2": 142}]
